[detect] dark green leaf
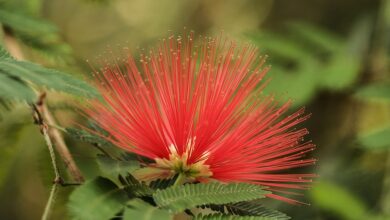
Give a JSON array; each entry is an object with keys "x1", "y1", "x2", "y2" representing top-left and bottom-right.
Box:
[
  {"x1": 201, "y1": 200, "x2": 289, "y2": 219},
  {"x1": 119, "y1": 174, "x2": 154, "y2": 197},
  {"x1": 0, "y1": 59, "x2": 98, "y2": 98},
  {"x1": 0, "y1": 8, "x2": 57, "y2": 35},
  {"x1": 149, "y1": 177, "x2": 177, "y2": 190},
  {"x1": 153, "y1": 182, "x2": 268, "y2": 213},
  {"x1": 15, "y1": 31, "x2": 74, "y2": 64},
  {"x1": 0, "y1": 72, "x2": 35, "y2": 101},
  {"x1": 123, "y1": 199, "x2": 173, "y2": 220},
  {"x1": 66, "y1": 127, "x2": 113, "y2": 147},
  {"x1": 68, "y1": 177, "x2": 127, "y2": 220},
  {"x1": 194, "y1": 213, "x2": 283, "y2": 220},
  {"x1": 0, "y1": 7, "x2": 73, "y2": 63},
  {"x1": 97, "y1": 154, "x2": 140, "y2": 177}
]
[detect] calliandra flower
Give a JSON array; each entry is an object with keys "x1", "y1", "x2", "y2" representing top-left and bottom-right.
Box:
[{"x1": 83, "y1": 32, "x2": 316, "y2": 204}]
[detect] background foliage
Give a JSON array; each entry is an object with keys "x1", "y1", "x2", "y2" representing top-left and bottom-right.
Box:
[{"x1": 0, "y1": 0, "x2": 390, "y2": 219}]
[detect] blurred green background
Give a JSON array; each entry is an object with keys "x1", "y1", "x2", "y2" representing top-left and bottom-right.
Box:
[{"x1": 1, "y1": 0, "x2": 390, "y2": 219}]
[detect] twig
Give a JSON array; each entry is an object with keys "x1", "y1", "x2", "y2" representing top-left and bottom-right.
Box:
[
  {"x1": 41, "y1": 184, "x2": 59, "y2": 220},
  {"x1": 32, "y1": 103, "x2": 61, "y2": 220},
  {"x1": 32, "y1": 96, "x2": 82, "y2": 220},
  {"x1": 3, "y1": 22, "x2": 85, "y2": 220},
  {"x1": 4, "y1": 31, "x2": 85, "y2": 183},
  {"x1": 35, "y1": 93, "x2": 85, "y2": 182},
  {"x1": 37, "y1": 94, "x2": 85, "y2": 182},
  {"x1": 32, "y1": 103, "x2": 61, "y2": 181}
]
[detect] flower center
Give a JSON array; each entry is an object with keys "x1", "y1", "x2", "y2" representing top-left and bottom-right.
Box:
[
  {"x1": 133, "y1": 138, "x2": 212, "y2": 183},
  {"x1": 155, "y1": 141, "x2": 212, "y2": 180}
]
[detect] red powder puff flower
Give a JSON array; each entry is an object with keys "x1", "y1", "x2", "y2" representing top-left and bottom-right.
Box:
[{"x1": 83, "y1": 32, "x2": 316, "y2": 204}]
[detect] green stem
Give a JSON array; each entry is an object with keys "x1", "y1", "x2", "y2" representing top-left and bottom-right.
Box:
[
  {"x1": 173, "y1": 173, "x2": 186, "y2": 187},
  {"x1": 42, "y1": 127, "x2": 61, "y2": 181},
  {"x1": 41, "y1": 184, "x2": 58, "y2": 220}
]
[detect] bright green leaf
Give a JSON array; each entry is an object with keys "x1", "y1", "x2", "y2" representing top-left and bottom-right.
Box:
[
  {"x1": 358, "y1": 126, "x2": 390, "y2": 150},
  {"x1": 287, "y1": 22, "x2": 343, "y2": 51},
  {"x1": 355, "y1": 83, "x2": 390, "y2": 101},
  {"x1": 153, "y1": 182, "x2": 268, "y2": 213},
  {"x1": 310, "y1": 181, "x2": 369, "y2": 220},
  {"x1": 264, "y1": 66, "x2": 319, "y2": 106},
  {"x1": 319, "y1": 52, "x2": 360, "y2": 90},
  {"x1": 123, "y1": 199, "x2": 173, "y2": 220},
  {"x1": 0, "y1": 45, "x2": 12, "y2": 60},
  {"x1": 246, "y1": 32, "x2": 312, "y2": 60},
  {"x1": 68, "y1": 177, "x2": 127, "y2": 220},
  {"x1": 245, "y1": 22, "x2": 363, "y2": 106}
]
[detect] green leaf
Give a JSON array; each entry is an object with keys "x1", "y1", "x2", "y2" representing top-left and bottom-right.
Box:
[
  {"x1": 263, "y1": 66, "x2": 319, "y2": 106},
  {"x1": 97, "y1": 154, "x2": 140, "y2": 177},
  {"x1": 149, "y1": 177, "x2": 177, "y2": 190},
  {"x1": 310, "y1": 181, "x2": 369, "y2": 220},
  {"x1": 246, "y1": 31, "x2": 321, "y2": 106},
  {"x1": 123, "y1": 199, "x2": 173, "y2": 220},
  {"x1": 319, "y1": 52, "x2": 360, "y2": 90},
  {"x1": 287, "y1": 22, "x2": 343, "y2": 51},
  {"x1": 0, "y1": 72, "x2": 35, "y2": 101},
  {"x1": 355, "y1": 83, "x2": 390, "y2": 101},
  {"x1": 245, "y1": 21, "x2": 363, "y2": 105},
  {"x1": 246, "y1": 31, "x2": 312, "y2": 60},
  {"x1": 153, "y1": 182, "x2": 268, "y2": 213},
  {"x1": 119, "y1": 174, "x2": 154, "y2": 197},
  {"x1": 0, "y1": 99, "x2": 13, "y2": 114},
  {"x1": 0, "y1": 59, "x2": 98, "y2": 98},
  {"x1": 201, "y1": 200, "x2": 289, "y2": 219},
  {"x1": 16, "y1": 31, "x2": 74, "y2": 64},
  {"x1": 0, "y1": 8, "x2": 57, "y2": 36},
  {"x1": 0, "y1": 45, "x2": 12, "y2": 59},
  {"x1": 0, "y1": 7, "x2": 73, "y2": 63},
  {"x1": 194, "y1": 213, "x2": 283, "y2": 220},
  {"x1": 68, "y1": 177, "x2": 127, "y2": 220},
  {"x1": 357, "y1": 126, "x2": 390, "y2": 150}
]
